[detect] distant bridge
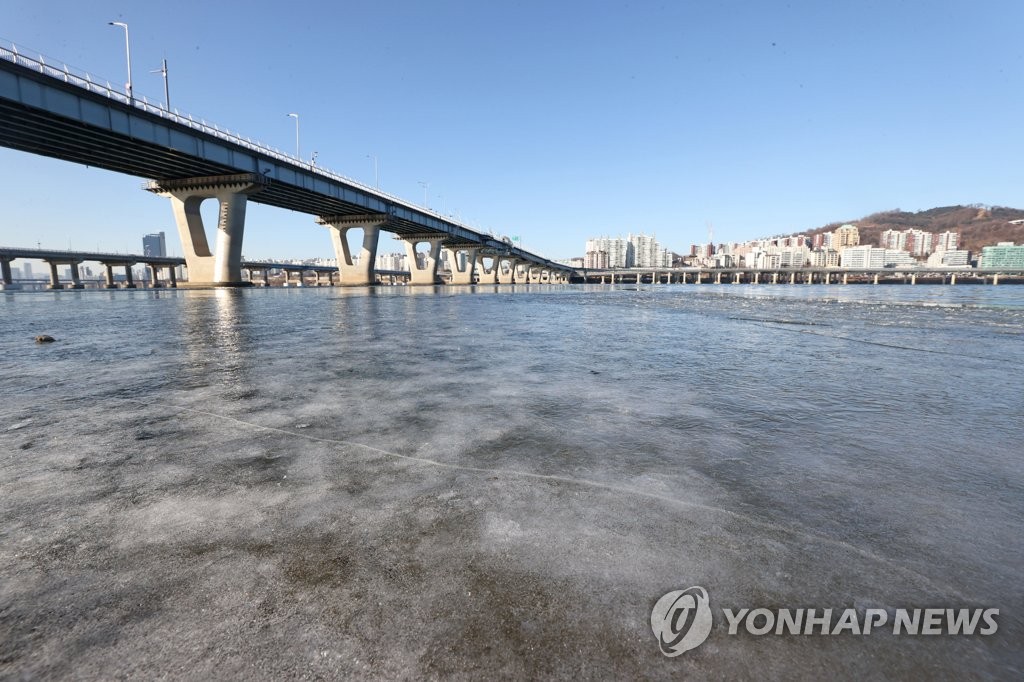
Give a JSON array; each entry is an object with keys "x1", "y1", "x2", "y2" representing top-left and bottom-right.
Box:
[
  {"x1": 0, "y1": 42, "x2": 571, "y2": 287},
  {"x1": 0, "y1": 246, "x2": 566, "y2": 290},
  {"x1": 578, "y1": 267, "x2": 1024, "y2": 285}
]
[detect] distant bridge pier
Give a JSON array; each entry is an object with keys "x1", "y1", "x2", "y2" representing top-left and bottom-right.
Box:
[
  {"x1": 147, "y1": 174, "x2": 267, "y2": 287},
  {"x1": 733, "y1": 272, "x2": 741, "y2": 284},
  {"x1": 842, "y1": 273, "x2": 848, "y2": 285},
  {"x1": 442, "y1": 247, "x2": 479, "y2": 285},
  {"x1": 872, "y1": 273, "x2": 879, "y2": 285},
  {"x1": 0, "y1": 257, "x2": 19, "y2": 290},
  {"x1": 148, "y1": 263, "x2": 164, "y2": 288},
  {"x1": 771, "y1": 272, "x2": 778, "y2": 284},
  {"x1": 475, "y1": 253, "x2": 499, "y2": 284},
  {"x1": 318, "y1": 214, "x2": 387, "y2": 286},
  {"x1": 400, "y1": 235, "x2": 444, "y2": 285},
  {"x1": 46, "y1": 261, "x2": 63, "y2": 289},
  {"x1": 102, "y1": 263, "x2": 118, "y2": 289},
  {"x1": 496, "y1": 258, "x2": 516, "y2": 284},
  {"x1": 950, "y1": 273, "x2": 957, "y2": 285}
]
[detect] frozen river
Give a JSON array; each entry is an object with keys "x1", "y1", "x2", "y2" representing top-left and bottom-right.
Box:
[{"x1": 1, "y1": 283, "x2": 1022, "y2": 678}]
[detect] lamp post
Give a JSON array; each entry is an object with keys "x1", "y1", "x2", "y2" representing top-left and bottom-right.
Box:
[
  {"x1": 286, "y1": 112, "x2": 300, "y2": 160},
  {"x1": 108, "y1": 22, "x2": 132, "y2": 102},
  {"x1": 366, "y1": 154, "x2": 379, "y2": 189},
  {"x1": 418, "y1": 180, "x2": 429, "y2": 208},
  {"x1": 151, "y1": 58, "x2": 169, "y2": 110}
]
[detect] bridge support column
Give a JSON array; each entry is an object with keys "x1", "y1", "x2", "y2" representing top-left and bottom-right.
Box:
[
  {"x1": 496, "y1": 258, "x2": 515, "y2": 284},
  {"x1": 476, "y1": 252, "x2": 502, "y2": 284},
  {"x1": 147, "y1": 174, "x2": 266, "y2": 287},
  {"x1": 46, "y1": 261, "x2": 62, "y2": 289},
  {"x1": 442, "y1": 247, "x2": 479, "y2": 285},
  {"x1": 318, "y1": 214, "x2": 388, "y2": 286},
  {"x1": 950, "y1": 273, "x2": 956, "y2": 285},
  {"x1": 124, "y1": 266, "x2": 136, "y2": 288},
  {"x1": 400, "y1": 235, "x2": 445, "y2": 285},
  {"x1": 752, "y1": 272, "x2": 759, "y2": 284},
  {"x1": 695, "y1": 271, "x2": 702, "y2": 284},
  {"x1": 842, "y1": 273, "x2": 848, "y2": 285},
  {"x1": 1, "y1": 258, "x2": 20, "y2": 290},
  {"x1": 993, "y1": 274, "x2": 999, "y2": 285},
  {"x1": 771, "y1": 272, "x2": 778, "y2": 284},
  {"x1": 910, "y1": 273, "x2": 917, "y2": 285},
  {"x1": 733, "y1": 272, "x2": 741, "y2": 284},
  {"x1": 148, "y1": 263, "x2": 163, "y2": 288},
  {"x1": 66, "y1": 263, "x2": 83, "y2": 289},
  {"x1": 103, "y1": 264, "x2": 117, "y2": 289},
  {"x1": 805, "y1": 271, "x2": 813, "y2": 284},
  {"x1": 715, "y1": 272, "x2": 722, "y2": 284},
  {"x1": 873, "y1": 273, "x2": 879, "y2": 285}
]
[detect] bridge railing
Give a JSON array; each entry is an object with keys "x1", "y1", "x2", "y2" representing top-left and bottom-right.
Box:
[{"x1": 0, "y1": 40, "x2": 557, "y2": 264}]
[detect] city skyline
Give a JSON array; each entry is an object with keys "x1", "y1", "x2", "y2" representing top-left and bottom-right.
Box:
[{"x1": 1, "y1": 2, "x2": 1022, "y2": 262}]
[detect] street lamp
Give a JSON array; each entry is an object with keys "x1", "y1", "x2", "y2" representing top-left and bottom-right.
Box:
[
  {"x1": 286, "y1": 112, "x2": 300, "y2": 160},
  {"x1": 108, "y1": 21, "x2": 132, "y2": 102},
  {"x1": 418, "y1": 180, "x2": 430, "y2": 208},
  {"x1": 366, "y1": 154, "x2": 379, "y2": 189},
  {"x1": 150, "y1": 58, "x2": 169, "y2": 110}
]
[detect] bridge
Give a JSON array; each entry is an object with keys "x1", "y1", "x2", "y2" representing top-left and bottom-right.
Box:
[
  {"x1": 0, "y1": 42, "x2": 572, "y2": 287},
  {"x1": 579, "y1": 266, "x2": 1024, "y2": 285}
]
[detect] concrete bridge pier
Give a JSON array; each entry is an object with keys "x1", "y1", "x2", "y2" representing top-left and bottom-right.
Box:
[
  {"x1": 715, "y1": 272, "x2": 722, "y2": 284},
  {"x1": 993, "y1": 274, "x2": 1000, "y2": 285},
  {"x1": 319, "y1": 214, "x2": 387, "y2": 286},
  {"x1": 148, "y1": 174, "x2": 267, "y2": 287},
  {"x1": 495, "y1": 258, "x2": 515, "y2": 284},
  {"x1": 442, "y1": 247, "x2": 479, "y2": 285},
  {"x1": 695, "y1": 271, "x2": 702, "y2": 284},
  {"x1": 400, "y1": 235, "x2": 445, "y2": 285},
  {"x1": 102, "y1": 263, "x2": 118, "y2": 289},
  {"x1": 873, "y1": 273, "x2": 880, "y2": 285},
  {"x1": 752, "y1": 272, "x2": 759, "y2": 284},
  {"x1": 46, "y1": 261, "x2": 62, "y2": 289},
  {"x1": 771, "y1": 272, "x2": 778, "y2": 284},
  {"x1": 910, "y1": 273, "x2": 917, "y2": 285},
  {"x1": 842, "y1": 273, "x2": 849, "y2": 285},
  {"x1": 1, "y1": 258, "x2": 20, "y2": 290},
  {"x1": 475, "y1": 253, "x2": 499, "y2": 284},
  {"x1": 733, "y1": 272, "x2": 741, "y2": 284},
  {"x1": 790, "y1": 272, "x2": 796, "y2": 285},
  {"x1": 148, "y1": 263, "x2": 163, "y2": 288},
  {"x1": 950, "y1": 273, "x2": 957, "y2": 285}
]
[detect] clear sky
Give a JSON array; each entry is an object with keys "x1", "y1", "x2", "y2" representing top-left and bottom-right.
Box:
[{"x1": 1, "y1": 0, "x2": 1021, "y2": 260}]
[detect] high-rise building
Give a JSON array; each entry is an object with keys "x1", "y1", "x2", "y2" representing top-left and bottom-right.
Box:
[
  {"x1": 585, "y1": 237, "x2": 632, "y2": 267},
  {"x1": 143, "y1": 232, "x2": 167, "y2": 257},
  {"x1": 833, "y1": 224, "x2": 860, "y2": 249},
  {"x1": 980, "y1": 243, "x2": 1024, "y2": 268}
]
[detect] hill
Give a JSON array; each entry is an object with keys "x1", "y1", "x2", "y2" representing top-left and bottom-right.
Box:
[{"x1": 805, "y1": 205, "x2": 1024, "y2": 254}]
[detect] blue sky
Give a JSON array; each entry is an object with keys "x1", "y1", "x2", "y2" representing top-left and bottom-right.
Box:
[{"x1": 1, "y1": 0, "x2": 1021, "y2": 260}]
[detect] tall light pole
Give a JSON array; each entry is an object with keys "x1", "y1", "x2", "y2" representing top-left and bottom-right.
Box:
[
  {"x1": 108, "y1": 22, "x2": 132, "y2": 102},
  {"x1": 151, "y1": 58, "x2": 169, "y2": 110},
  {"x1": 418, "y1": 180, "x2": 429, "y2": 208},
  {"x1": 287, "y1": 112, "x2": 300, "y2": 160},
  {"x1": 366, "y1": 154, "x2": 379, "y2": 189}
]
